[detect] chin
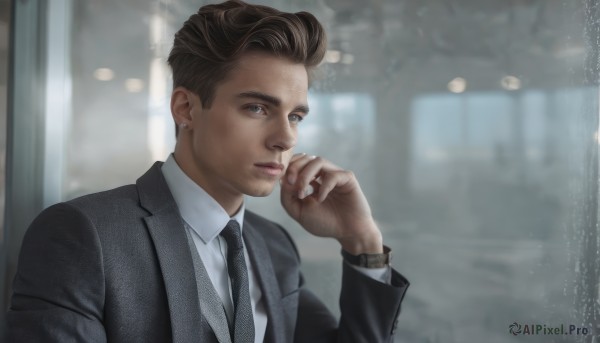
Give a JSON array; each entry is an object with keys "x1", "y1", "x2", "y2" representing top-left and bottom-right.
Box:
[{"x1": 243, "y1": 182, "x2": 276, "y2": 197}]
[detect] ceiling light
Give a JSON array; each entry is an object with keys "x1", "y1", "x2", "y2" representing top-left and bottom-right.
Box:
[
  {"x1": 448, "y1": 77, "x2": 466, "y2": 93},
  {"x1": 125, "y1": 78, "x2": 145, "y2": 93},
  {"x1": 93, "y1": 68, "x2": 115, "y2": 81},
  {"x1": 501, "y1": 75, "x2": 521, "y2": 91},
  {"x1": 325, "y1": 50, "x2": 342, "y2": 64}
]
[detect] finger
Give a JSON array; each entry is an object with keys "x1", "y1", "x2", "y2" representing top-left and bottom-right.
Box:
[
  {"x1": 289, "y1": 152, "x2": 307, "y2": 163},
  {"x1": 281, "y1": 179, "x2": 321, "y2": 201},
  {"x1": 280, "y1": 175, "x2": 298, "y2": 204},
  {"x1": 316, "y1": 173, "x2": 336, "y2": 202},
  {"x1": 280, "y1": 166, "x2": 307, "y2": 197},
  {"x1": 295, "y1": 157, "x2": 330, "y2": 198},
  {"x1": 285, "y1": 154, "x2": 319, "y2": 185},
  {"x1": 317, "y1": 170, "x2": 356, "y2": 202},
  {"x1": 285, "y1": 153, "x2": 310, "y2": 180},
  {"x1": 307, "y1": 180, "x2": 321, "y2": 200},
  {"x1": 280, "y1": 170, "x2": 310, "y2": 216}
]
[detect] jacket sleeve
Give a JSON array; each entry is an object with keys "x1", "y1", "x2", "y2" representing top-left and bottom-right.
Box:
[
  {"x1": 293, "y1": 262, "x2": 409, "y2": 343},
  {"x1": 338, "y1": 263, "x2": 408, "y2": 342},
  {"x1": 6, "y1": 203, "x2": 107, "y2": 343}
]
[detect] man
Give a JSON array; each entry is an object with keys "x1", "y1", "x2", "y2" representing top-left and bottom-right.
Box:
[{"x1": 7, "y1": 1, "x2": 409, "y2": 342}]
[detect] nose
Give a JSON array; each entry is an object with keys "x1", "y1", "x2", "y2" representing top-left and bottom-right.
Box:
[{"x1": 266, "y1": 116, "x2": 296, "y2": 151}]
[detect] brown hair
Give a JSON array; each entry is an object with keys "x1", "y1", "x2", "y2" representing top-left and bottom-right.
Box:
[{"x1": 168, "y1": 0, "x2": 327, "y2": 133}]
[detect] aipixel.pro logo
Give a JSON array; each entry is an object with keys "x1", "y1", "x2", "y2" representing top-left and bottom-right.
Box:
[{"x1": 509, "y1": 322, "x2": 590, "y2": 336}]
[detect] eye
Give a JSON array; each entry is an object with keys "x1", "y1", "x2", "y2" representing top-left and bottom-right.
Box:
[
  {"x1": 289, "y1": 113, "x2": 304, "y2": 124},
  {"x1": 245, "y1": 104, "x2": 266, "y2": 115}
]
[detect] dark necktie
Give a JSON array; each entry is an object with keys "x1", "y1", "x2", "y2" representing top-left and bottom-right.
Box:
[{"x1": 220, "y1": 220, "x2": 255, "y2": 343}]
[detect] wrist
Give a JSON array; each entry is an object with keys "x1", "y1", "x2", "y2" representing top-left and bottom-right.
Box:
[{"x1": 338, "y1": 228, "x2": 383, "y2": 255}]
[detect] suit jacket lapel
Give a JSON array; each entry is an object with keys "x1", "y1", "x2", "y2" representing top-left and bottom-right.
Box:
[
  {"x1": 243, "y1": 220, "x2": 288, "y2": 343},
  {"x1": 137, "y1": 162, "x2": 204, "y2": 343}
]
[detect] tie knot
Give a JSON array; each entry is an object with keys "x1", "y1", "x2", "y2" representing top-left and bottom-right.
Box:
[{"x1": 220, "y1": 220, "x2": 243, "y2": 250}]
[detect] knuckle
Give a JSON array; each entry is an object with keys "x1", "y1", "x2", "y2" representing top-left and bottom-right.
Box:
[
  {"x1": 297, "y1": 172, "x2": 311, "y2": 186},
  {"x1": 286, "y1": 164, "x2": 299, "y2": 174},
  {"x1": 325, "y1": 182, "x2": 336, "y2": 191}
]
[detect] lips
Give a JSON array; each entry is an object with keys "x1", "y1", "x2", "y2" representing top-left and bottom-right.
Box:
[
  {"x1": 254, "y1": 162, "x2": 285, "y2": 177},
  {"x1": 254, "y1": 162, "x2": 284, "y2": 170}
]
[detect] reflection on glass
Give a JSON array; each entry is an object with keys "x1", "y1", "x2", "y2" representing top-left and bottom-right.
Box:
[{"x1": 51, "y1": 0, "x2": 597, "y2": 341}]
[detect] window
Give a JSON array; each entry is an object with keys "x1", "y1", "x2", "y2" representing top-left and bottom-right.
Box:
[{"x1": 5, "y1": 0, "x2": 598, "y2": 341}]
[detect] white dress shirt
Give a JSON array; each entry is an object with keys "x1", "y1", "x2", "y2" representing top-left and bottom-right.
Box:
[{"x1": 161, "y1": 154, "x2": 391, "y2": 342}]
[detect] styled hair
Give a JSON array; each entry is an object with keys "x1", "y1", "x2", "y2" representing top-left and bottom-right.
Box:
[{"x1": 168, "y1": 0, "x2": 327, "y2": 117}]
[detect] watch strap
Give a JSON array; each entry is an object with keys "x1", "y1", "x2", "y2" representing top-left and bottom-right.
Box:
[{"x1": 341, "y1": 245, "x2": 391, "y2": 268}]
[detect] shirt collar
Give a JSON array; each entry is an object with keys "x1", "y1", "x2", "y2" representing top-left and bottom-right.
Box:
[{"x1": 161, "y1": 154, "x2": 245, "y2": 244}]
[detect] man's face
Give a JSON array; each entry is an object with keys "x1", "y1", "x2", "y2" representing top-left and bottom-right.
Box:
[{"x1": 182, "y1": 51, "x2": 308, "y2": 200}]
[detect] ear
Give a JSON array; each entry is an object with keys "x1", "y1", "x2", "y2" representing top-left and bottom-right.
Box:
[{"x1": 170, "y1": 87, "x2": 200, "y2": 127}]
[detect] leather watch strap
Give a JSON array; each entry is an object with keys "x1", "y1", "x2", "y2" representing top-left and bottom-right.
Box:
[{"x1": 341, "y1": 245, "x2": 391, "y2": 268}]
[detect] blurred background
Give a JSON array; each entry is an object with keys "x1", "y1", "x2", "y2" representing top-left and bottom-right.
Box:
[{"x1": 2, "y1": 0, "x2": 600, "y2": 342}]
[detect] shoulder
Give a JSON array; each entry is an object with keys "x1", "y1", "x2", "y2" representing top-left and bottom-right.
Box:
[
  {"x1": 61, "y1": 184, "x2": 148, "y2": 226},
  {"x1": 66, "y1": 184, "x2": 141, "y2": 213},
  {"x1": 27, "y1": 184, "x2": 146, "y2": 243}
]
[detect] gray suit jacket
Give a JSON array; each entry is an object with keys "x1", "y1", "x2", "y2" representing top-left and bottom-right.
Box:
[{"x1": 7, "y1": 162, "x2": 409, "y2": 342}]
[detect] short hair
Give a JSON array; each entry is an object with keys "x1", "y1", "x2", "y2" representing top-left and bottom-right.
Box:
[{"x1": 168, "y1": 0, "x2": 327, "y2": 133}]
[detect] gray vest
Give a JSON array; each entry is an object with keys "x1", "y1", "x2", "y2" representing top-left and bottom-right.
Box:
[{"x1": 183, "y1": 222, "x2": 233, "y2": 343}]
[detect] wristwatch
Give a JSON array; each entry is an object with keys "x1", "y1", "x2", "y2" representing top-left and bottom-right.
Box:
[{"x1": 341, "y1": 246, "x2": 391, "y2": 268}]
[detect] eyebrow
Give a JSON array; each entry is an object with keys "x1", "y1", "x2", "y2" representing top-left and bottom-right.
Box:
[{"x1": 236, "y1": 91, "x2": 310, "y2": 115}]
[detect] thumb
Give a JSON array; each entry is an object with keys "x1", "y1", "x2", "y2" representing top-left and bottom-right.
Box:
[{"x1": 279, "y1": 176, "x2": 298, "y2": 208}]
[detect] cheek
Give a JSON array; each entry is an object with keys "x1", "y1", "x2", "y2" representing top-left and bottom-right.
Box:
[
  {"x1": 194, "y1": 112, "x2": 236, "y2": 147},
  {"x1": 193, "y1": 109, "x2": 269, "y2": 160},
  {"x1": 202, "y1": 121, "x2": 261, "y2": 160}
]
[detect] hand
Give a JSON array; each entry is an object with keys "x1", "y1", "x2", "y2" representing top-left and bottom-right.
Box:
[{"x1": 280, "y1": 153, "x2": 383, "y2": 254}]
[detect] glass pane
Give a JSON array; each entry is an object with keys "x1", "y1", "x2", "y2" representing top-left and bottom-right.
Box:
[{"x1": 55, "y1": 0, "x2": 597, "y2": 342}]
